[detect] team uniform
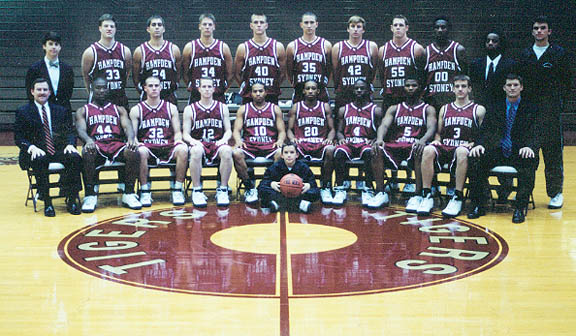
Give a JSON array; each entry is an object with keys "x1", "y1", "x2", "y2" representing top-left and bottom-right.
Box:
[
  {"x1": 88, "y1": 41, "x2": 129, "y2": 109},
  {"x1": 432, "y1": 102, "x2": 480, "y2": 171},
  {"x1": 136, "y1": 100, "x2": 181, "y2": 164},
  {"x1": 381, "y1": 102, "x2": 429, "y2": 169},
  {"x1": 334, "y1": 40, "x2": 375, "y2": 106},
  {"x1": 335, "y1": 102, "x2": 377, "y2": 160},
  {"x1": 84, "y1": 102, "x2": 127, "y2": 163},
  {"x1": 186, "y1": 39, "x2": 229, "y2": 103},
  {"x1": 137, "y1": 41, "x2": 178, "y2": 104},
  {"x1": 188, "y1": 100, "x2": 227, "y2": 164},
  {"x1": 290, "y1": 37, "x2": 330, "y2": 102},
  {"x1": 379, "y1": 39, "x2": 419, "y2": 107},
  {"x1": 241, "y1": 102, "x2": 279, "y2": 159},
  {"x1": 239, "y1": 39, "x2": 281, "y2": 103},
  {"x1": 293, "y1": 101, "x2": 330, "y2": 161},
  {"x1": 424, "y1": 41, "x2": 463, "y2": 109}
]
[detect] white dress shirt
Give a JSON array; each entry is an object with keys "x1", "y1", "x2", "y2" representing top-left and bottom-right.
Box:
[
  {"x1": 485, "y1": 55, "x2": 502, "y2": 80},
  {"x1": 34, "y1": 101, "x2": 52, "y2": 136},
  {"x1": 44, "y1": 56, "x2": 60, "y2": 95}
]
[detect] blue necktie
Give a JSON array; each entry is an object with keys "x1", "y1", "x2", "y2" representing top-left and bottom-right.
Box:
[{"x1": 502, "y1": 103, "x2": 516, "y2": 158}]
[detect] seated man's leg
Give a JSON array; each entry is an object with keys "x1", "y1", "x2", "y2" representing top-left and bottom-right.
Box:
[
  {"x1": 29, "y1": 153, "x2": 51, "y2": 208},
  {"x1": 189, "y1": 145, "x2": 205, "y2": 189},
  {"x1": 332, "y1": 149, "x2": 350, "y2": 205},
  {"x1": 258, "y1": 183, "x2": 282, "y2": 211},
  {"x1": 172, "y1": 143, "x2": 189, "y2": 206},
  {"x1": 215, "y1": 145, "x2": 233, "y2": 207},
  {"x1": 441, "y1": 146, "x2": 468, "y2": 218},
  {"x1": 417, "y1": 145, "x2": 438, "y2": 215},
  {"x1": 514, "y1": 156, "x2": 538, "y2": 222},
  {"x1": 137, "y1": 146, "x2": 152, "y2": 206},
  {"x1": 466, "y1": 151, "x2": 495, "y2": 219},
  {"x1": 319, "y1": 145, "x2": 335, "y2": 204},
  {"x1": 232, "y1": 147, "x2": 258, "y2": 203},
  {"x1": 81, "y1": 147, "x2": 102, "y2": 213},
  {"x1": 406, "y1": 150, "x2": 425, "y2": 213},
  {"x1": 59, "y1": 151, "x2": 82, "y2": 215},
  {"x1": 121, "y1": 147, "x2": 142, "y2": 210}
]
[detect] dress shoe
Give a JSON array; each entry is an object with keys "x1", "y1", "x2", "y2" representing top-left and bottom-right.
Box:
[
  {"x1": 66, "y1": 198, "x2": 81, "y2": 215},
  {"x1": 467, "y1": 205, "x2": 486, "y2": 219},
  {"x1": 44, "y1": 205, "x2": 55, "y2": 217},
  {"x1": 512, "y1": 207, "x2": 526, "y2": 224}
]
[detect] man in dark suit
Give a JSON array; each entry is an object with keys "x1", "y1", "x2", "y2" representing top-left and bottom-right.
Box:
[
  {"x1": 15, "y1": 78, "x2": 82, "y2": 217},
  {"x1": 25, "y1": 31, "x2": 75, "y2": 112},
  {"x1": 467, "y1": 74, "x2": 538, "y2": 223}
]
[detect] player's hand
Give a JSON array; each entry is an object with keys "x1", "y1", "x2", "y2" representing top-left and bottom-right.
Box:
[
  {"x1": 519, "y1": 147, "x2": 535, "y2": 158},
  {"x1": 235, "y1": 141, "x2": 246, "y2": 149},
  {"x1": 372, "y1": 140, "x2": 384, "y2": 150},
  {"x1": 413, "y1": 139, "x2": 427, "y2": 157},
  {"x1": 83, "y1": 140, "x2": 97, "y2": 154},
  {"x1": 126, "y1": 138, "x2": 138, "y2": 152},
  {"x1": 469, "y1": 145, "x2": 485, "y2": 157},
  {"x1": 64, "y1": 145, "x2": 79, "y2": 155},
  {"x1": 463, "y1": 142, "x2": 474, "y2": 149},
  {"x1": 189, "y1": 138, "x2": 203, "y2": 147},
  {"x1": 215, "y1": 139, "x2": 228, "y2": 146},
  {"x1": 273, "y1": 141, "x2": 283, "y2": 149},
  {"x1": 271, "y1": 181, "x2": 281, "y2": 192},
  {"x1": 28, "y1": 145, "x2": 46, "y2": 160},
  {"x1": 301, "y1": 183, "x2": 311, "y2": 194},
  {"x1": 338, "y1": 138, "x2": 347, "y2": 145},
  {"x1": 323, "y1": 139, "x2": 333, "y2": 145}
]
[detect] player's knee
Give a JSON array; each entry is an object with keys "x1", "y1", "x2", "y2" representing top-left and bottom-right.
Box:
[
  {"x1": 422, "y1": 146, "x2": 435, "y2": 160},
  {"x1": 232, "y1": 148, "x2": 245, "y2": 161},
  {"x1": 219, "y1": 145, "x2": 233, "y2": 159},
  {"x1": 455, "y1": 147, "x2": 469, "y2": 162},
  {"x1": 189, "y1": 146, "x2": 204, "y2": 160}
]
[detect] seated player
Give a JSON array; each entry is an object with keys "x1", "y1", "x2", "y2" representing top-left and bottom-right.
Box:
[
  {"x1": 130, "y1": 76, "x2": 189, "y2": 206},
  {"x1": 369, "y1": 77, "x2": 437, "y2": 209},
  {"x1": 417, "y1": 75, "x2": 485, "y2": 217},
  {"x1": 258, "y1": 142, "x2": 320, "y2": 213},
  {"x1": 287, "y1": 80, "x2": 335, "y2": 204},
  {"x1": 232, "y1": 83, "x2": 286, "y2": 204},
  {"x1": 76, "y1": 77, "x2": 142, "y2": 212},
  {"x1": 332, "y1": 79, "x2": 383, "y2": 206},
  {"x1": 182, "y1": 77, "x2": 233, "y2": 207}
]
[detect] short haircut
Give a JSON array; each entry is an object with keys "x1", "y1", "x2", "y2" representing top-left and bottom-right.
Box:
[
  {"x1": 99, "y1": 13, "x2": 116, "y2": 26},
  {"x1": 301, "y1": 12, "x2": 317, "y2": 22},
  {"x1": 453, "y1": 74, "x2": 471, "y2": 85},
  {"x1": 404, "y1": 74, "x2": 420, "y2": 84},
  {"x1": 392, "y1": 14, "x2": 409, "y2": 26},
  {"x1": 251, "y1": 13, "x2": 267, "y2": 22},
  {"x1": 348, "y1": 15, "x2": 366, "y2": 28},
  {"x1": 32, "y1": 78, "x2": 49, "y2": 89},
  {"x1": 282, "y1": 142, "x2": 298, "y2": 152},
  {"x1": 532, "y1": 15, "x2": 550, "y2": 28},
  {"x1": 433, "y1": 16, "x2": 451, "y2": 28},
  {"x1": 144, "y1": 76, "x2": 161, "y2": 85},
  {"x1": 199, "y1": 13, "x2": 216, "y2": 24},
  {"x1": 505, "y1": 73, "x2": 523, "y2": 86},
  {"x1": 486, "y1": 30, "x2": 507, "y2": 52},
  {"x1": 250, "y1": 82, "x2": 266, "y2": 91},
  {"x1": 93, "y1": 77, "x2": 108, "y2": 85},
  {"x1": 199, "y1": 77, "x2": 214, "y2": 85},
  {"x1": 146, "y1": 15, "x2": 164, "y2": 27},
  {"x1": 42, "y1": 31, "x2": 61, "y2": 45}
]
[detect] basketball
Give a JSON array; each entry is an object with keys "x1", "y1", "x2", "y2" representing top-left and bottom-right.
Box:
[{"x1": 279, "y1": 173, "x2": 303, "y2": 198}]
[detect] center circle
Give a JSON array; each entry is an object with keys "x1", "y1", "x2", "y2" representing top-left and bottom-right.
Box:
[{"x1": 210, "y1": 223, "x2": 358, "y2": 254}]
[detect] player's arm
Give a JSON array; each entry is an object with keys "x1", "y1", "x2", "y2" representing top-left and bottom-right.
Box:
[
  {"x1": 124, "y1": 46, "x2": 133, "y2": 82},
  {"x1": 234, "y1": 43, "x2": 246, "y2": 87},
  {"x1": 129, "y1": 105, "x2": 141, "y2": 144},
  {"x1": 132, "y1": 45, "x2": 143, "y2": 93},
  {"x1": 324, "y1": 40, "x2": 333, "y2": 84},
  {"x1": 172, "y1": 43, "x2": 182, "y2": 83},
  {"x1": 413, "y1": 42, "x2": 426, "y2": 71},
  {"x1": 232, "y1": 105, "x2": 246, "y2": 148},
  {"x1": 169, "y1": 104, "x2": 183, "y2": 142},
  {"x1": 413, "y1": 105, "x2": 438, "y2": 157},
  {"x1": 324, "y1": 103, "x2": 336, "y2": 144},
  {"x1": 222, "y1": 42, "x2": 234, "y2": 90},
  {"x1": 182, "y1": 105, "x2": 201, "y2": 146},
  {"x1": 218, "y1": 104, "x2": 233, "y2": 145},
  {"x1": 374, "y1": 105, "x2": 396, "y2": 147},
  {"x1": 117, "y1": 106, "x2": 137, "y2": 151},
  {"x1": 274, "y1": 105, "x2": 286, "y2": 148},
  {"x1": 336, "y1": 106, "x2": 346, "y2": 144},
  {"x1": 285, "y1": 41, "x2": 295, "y2": 86},
  {"x1": 456, "y1": 44, "x2": 468, "y2": 75},
  {"x1": 286, "y1": 104, "x2": 297, "y2": 143},
  {"x1": 377, "y1": 46, "x2": 385, "y2": 84},
  {"x1": 368, "y1": 41, "x2": 379, "y2": 83},
  {"x1": 81, "y1": 47, "x2": 95, "y2": 94},
  {"x1": 276, "y1": 42, "x2": 287, "y2": 86},
  {"x1": 75, "y1": 106, "x2": 96, "y2": 153},
  {"x1": 432, "y1": 105, "x2": 446, "y2": 145},
  {"x1": 331, "y1": 42, "x2": 341, "y2": 85},
  {"x1": 181, "y1": 42, "x2": 193, "y2": 87}
]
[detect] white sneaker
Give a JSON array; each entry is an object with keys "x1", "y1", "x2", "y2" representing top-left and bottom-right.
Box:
[
  {"x1": 191, "y1": 189, "x2": 207, "y2": 207},
  {"x1": 367, "y1": 191, "x2": 389, "y2": 209},
  {"x1": 215, "y1": 187, "x2": 230, "y2": 207},
  {"x1": 549, "y1": 193, "x2": 563, "y2": 209},
  {"x1": 81, "y1": 195, "x2": 97, "y2": 213},
  {"x1": 172, "y1": 189, "x2": 186, "y2": 206},
  {"x1": 244, "y1": 188, "x2": 259, "y2": 204},
  {"x1": 299, "y1": 200, "x2": 311, "y2": 213},
  {"x1": 320, "y1": 188, "x2": 333, "y2": 204},
  {"x1": 417, "y1": 193, "x2": 434, "y2": 216},
  {"x1": 140, "y1": 191, "x2": 153, "y2": 207},
  {"x1": 361, "y1": 189, "x2": 374, "y2": 207},
  {"x1": 406, "y1": 195, "x2": 423, "y2": 213},
  {"x1": 442, "y1": 195, "x2": 463, "y2": 218},
  {"x1": 403, "y1": 183, "x2": 416, "y2": 193},
  {"x1": 122, "y1": 193, "x2": 142, "y2": 210},
  {"x1": 332, "y1": 187, "x2": 347, "y2": 206}
]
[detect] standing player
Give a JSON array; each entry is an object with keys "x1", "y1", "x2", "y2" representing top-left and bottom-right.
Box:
[
  {"x1": 332, "y1": 15, "x2": 378, "y2": 113},
  {"x1": 286, "y1": 12, "x2": 332, "y2": 103},
  {"x1": 423, "y1": 17, "x2": 467, "y2": 112},
  {"x1": 235, "y1": 13, "x2": 286, "y2": 104},
  {"x1": 418, "y1": 75, "x2": 485, "y2": 218},
  {"x1": 232, "y1": 83, "x2": 286, "y2": 203},
  {"x1": 182, "y1": 13, "x2": 234, "y2": 104},
  {"x1": 81, "y1": 14, "x2": 132, "y2": 109},
  {"x1": 287, "y1": 80, "x2": 336, "y2": 204},
  {"x1": 182, "y1": 77, "x2": 233, "y2": 207},
  {"x1": 369, "y1": 77, "x2": 437, "y2": 210},
  {"x1": 332, "y1": 79, "x2": 383, "y2": 206},
  {"x1": 76, "y1": 77, "x2": 142, "y2": 212},
  {"x1": 130, "y1": 76, "x2": 189, "y2": 206},
  {"x1": 133, "y1": 15, "x2": 181, "y2": 105}
]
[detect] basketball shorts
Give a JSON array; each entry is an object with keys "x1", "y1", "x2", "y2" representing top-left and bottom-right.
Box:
[
  {"x1": 380, "y1": 142, "x2": 415, "y2": 170},
  {"x1": 94, "y1": 140, "x2": 127, "y2": 164},
  {"x1": 432, "y1": 144, "x2": 469, "y2": 172},
  {"x1": 140, "y1": 141, "x2": 186, "y2": 165},
  {"x1": 296, "y1": 140, "x2": 329, "y2": 161},
  {"x1": 335, "y1": 140, "x2": 372, "y2": 161},
  {"x1": 191, "y1": 141, "x2": 229, "y2": 165},
  {"x1": 241, "y1": 141, "x2": 279, "y2": 159}
]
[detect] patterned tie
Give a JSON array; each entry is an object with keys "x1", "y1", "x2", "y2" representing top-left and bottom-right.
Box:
[
  {"x1": 49, "y1": 60, "x2": 59, "y2": 68},
  {"x1": 41, "y1": 106, "x2": 56, "y2": 155},
  {"x1": 502, "y1": 103, "x2": 516, "y2": 158}
]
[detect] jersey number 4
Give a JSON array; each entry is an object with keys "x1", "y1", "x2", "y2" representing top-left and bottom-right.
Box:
[{"x1": 96, "y1": 125, "x2": 112, "y2": 134}]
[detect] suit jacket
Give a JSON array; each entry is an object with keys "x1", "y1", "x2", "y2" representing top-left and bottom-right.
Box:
[
  {"x1": 469, "y1": 55, "x2": 517, "y2": 106},
  {"x1": 14, "y1": 102, "x2": 76, "y2": 170},
  {"x1": 25, "y1": 60, "x2": 75, "y2": 112},
  {"x1": 478, "y1": 98, "x2": 538, "y2": 153}
]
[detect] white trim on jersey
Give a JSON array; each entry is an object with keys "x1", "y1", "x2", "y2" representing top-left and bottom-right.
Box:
[
  {"x1": 410, "y1": 40, "x2": 418, "y2": 70},
  {"x1": 241, "y1": 41, "x2": 250, "y2": 72},
  {"x1": 452, "y1": 41, "x2": 461, "y2": 71},
  {"x1": 271, "y1": 40, "x2": 279, "y2": 67},
  {"x1": 88, "y1": 45, "x2": 98, "y2": 77}
]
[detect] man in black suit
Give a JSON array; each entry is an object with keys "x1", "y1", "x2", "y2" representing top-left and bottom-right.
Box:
[
  {"x1": 467, "y1": 74, "x2": 538, "y2": 223},
  {"x1": 15, "y1": 78, "x2": 82, "y2": 217},
  {"x1": 25, "y1": 31, "x2": 75, "y2": 112}
]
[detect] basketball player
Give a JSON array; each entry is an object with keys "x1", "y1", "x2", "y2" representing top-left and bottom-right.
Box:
[
  {"x1": 286, "y1": 12, "x2": 332, "y2": 103},
  {"x1": 418, "y1": 75, "x2": 485, "y2": 218},
  {"x1": 232, "y1": 83, "x2": 286, "y2": 204},
  {"x1": 182, "y1": 13, "x2": 234, "y2": 104},
  {"x1": 423, "y1": 17, "x2": 467, "y2": 112},
  {"x1": 130, "y1": 76, "x2": 188, "y2": 206},
  {"x1": 81, "y1": 14, "x2": 132, "y2": 109},
  {"x1": 133, "y1": 15, "x2": 181, "y2": 105},
  {"x1": 332, "y1": 79, "x2": 383, "y2": 206},
  {"x1": 234, "y1": 13, "x2": 286, "y2": 104},
  {"x1": 76, "y1": 77, "x2": 142, "y2": 212},
  {"x1": 182, "y1": 77, "x2": 233, "y2": 207},
  {"x1": 332, "y1": 15, "x2": 378, "y2": 113},
  {"x1": 368, "y1": 77, "x2": 436, "y2": 210},
  {"x1": 287, "y1": 80, "x2": 336, "y2": 204}
]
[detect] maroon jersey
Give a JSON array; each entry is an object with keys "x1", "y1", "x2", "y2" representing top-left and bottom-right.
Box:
[
  {"x1": 293, "y1": 101, "x2": 329, "y2": 143},
  {"x1": 88, "y1": 41, "x2": 127, "y2": 99},
  {"x1": 85, "y1": 103, "x2": 124, "y2": 142},
  {"x1": 440, "y1": 102, "x2": 479, "y2": 147},
  {"x1": 424, "y1": 41, "x2": 462, "y2": 97},
  {"x1": 240, "y1": 39, "x2": 281, "y2": 98},
  {"x1": 291, "y1": 37, "x2": 330, "y2": 101},
  {"x1": 386, "y1": 102, "x2": 428, "y2": 143},
  {"x1": 188, "y1": 101, "x2": 226, "y2": 142},
  {"x1": 242, "y1": 102, "x2": 278, "y2": 143},
  {"x1": 342, "y1": 102, "x2": 377, "y2": 142},
  {"x1": 187, "y1": 39, "x2": 228, "y2": 97},
  {"x1": 138, "y1": 41, "x2": 178, "y2": 98},
  {"x1": 335, "y1": 40, "x2": 374, "y2": 95},
  {"x1": 136, "y1": 100, "x2": 175, "y2": 147},
  {"x1": 380, "y1": 39, "x2": 418, "y2": 98}
]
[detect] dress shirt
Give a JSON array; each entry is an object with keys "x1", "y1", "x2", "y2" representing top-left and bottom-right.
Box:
[
  {"x1": 34, "y1": 101, "x2": 52, "y2": 136},
  {"x1": 485, "y1": 55, "x2": 501, "y2": 80},
  {"x1": 44, "y1": 56, "x2": 60, "y2": 95}
]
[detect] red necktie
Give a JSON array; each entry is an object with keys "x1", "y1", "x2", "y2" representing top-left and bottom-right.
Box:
[{"x1": 41, "y1": 106, "x2": 56, "y2": 155}]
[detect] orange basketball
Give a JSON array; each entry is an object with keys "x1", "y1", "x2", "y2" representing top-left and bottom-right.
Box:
[{"x1": 279, "y1": 173, "x2": 303, "y2": 198}]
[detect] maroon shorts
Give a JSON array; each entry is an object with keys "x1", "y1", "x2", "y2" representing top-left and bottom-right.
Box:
[
  {"x1": 381, "y1": 142, "x2": 415, "y2": 170},
  {"x1": 431, "y1": 144, "x2": 468, "y2": 172},
  {"x1": 296, "y1": 140, "x2": 329, "y2": 161},
  {"x1": 335, "y1": 140, "x2": 372, "y2": 161},
  {"x1": 140, "y1": 141, "x2": 186, "y2": 164},
  {"x1": 94, "y1": 140, "x2": 127, "y2": 163},
  {"x1": 192, "y1": 141, "x2": 229, "y2": 165},
  {"x1": 241, "y1": 141, "x2": 279, "y2": 159}
]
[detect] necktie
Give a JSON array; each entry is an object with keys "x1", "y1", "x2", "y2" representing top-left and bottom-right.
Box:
[
  {"x1": 502, "y1": 103, "x2": 516, "y2": 158},
  {"x1": 49, "y1": 61, "x2": 59, "y2": 68},
  {"x1": 41, "y1": 106, "x2": 56, "y2": 155},
  {"x1": 486, "y1": 62, "x2": 494, "y2": 81}
]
